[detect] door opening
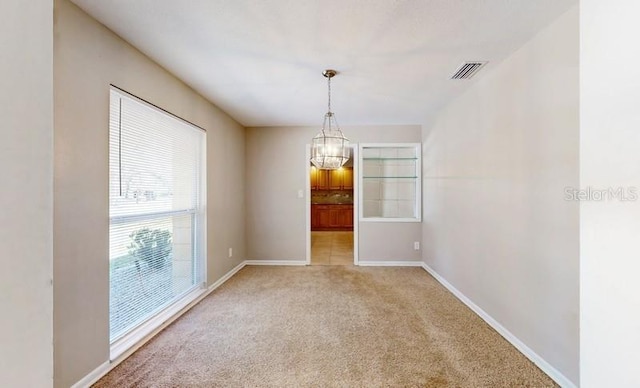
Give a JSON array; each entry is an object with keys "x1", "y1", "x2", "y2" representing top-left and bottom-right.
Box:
[{"x1": 306, "y1": 145, "x2": 358, "y2": 265}]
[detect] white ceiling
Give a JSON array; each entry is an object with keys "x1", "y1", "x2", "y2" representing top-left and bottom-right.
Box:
[{"x1": 71, "y1": 0, "x2": 577, "y2": 127}]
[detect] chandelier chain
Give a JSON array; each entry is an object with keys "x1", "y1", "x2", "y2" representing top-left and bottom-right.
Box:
[
  {"x1": 311, "y1": 69, "x2": 349, "y2": 170},
  {"x1": 327, "y1": 76, "x2": 331, "y2": 113}
]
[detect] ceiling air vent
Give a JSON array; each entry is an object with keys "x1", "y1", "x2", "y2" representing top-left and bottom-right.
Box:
[{"x1": 451, "y1": 61, "x2": 487, "y2": 80}]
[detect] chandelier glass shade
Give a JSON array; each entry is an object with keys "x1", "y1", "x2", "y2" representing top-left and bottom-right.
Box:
[{"x1": 310, "y1": 70, "x2": 350, "y2": 170}]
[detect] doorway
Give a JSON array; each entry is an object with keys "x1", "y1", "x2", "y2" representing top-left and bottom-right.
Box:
[{"x1": 306, "y1": 145, "x2": 358, "y2": 265}]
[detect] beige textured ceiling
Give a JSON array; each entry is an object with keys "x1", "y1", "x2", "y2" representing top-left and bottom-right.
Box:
[{"x1": 71, "y1": 0, "x2": 577, "y2": 127}]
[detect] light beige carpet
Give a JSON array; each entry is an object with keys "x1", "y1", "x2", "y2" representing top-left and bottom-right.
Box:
[{"x1": 95, "y1": 266, "x2": 557, "y2": 387}]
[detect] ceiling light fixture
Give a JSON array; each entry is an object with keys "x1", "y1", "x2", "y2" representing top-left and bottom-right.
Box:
[{"x1": 311, "y1": 69, "x2": 350, "y2": 170}]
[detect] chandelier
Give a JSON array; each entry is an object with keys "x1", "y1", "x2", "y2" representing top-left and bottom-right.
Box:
[{"x1": 310, "y1": 69, "x2": 350, "y2": 170}]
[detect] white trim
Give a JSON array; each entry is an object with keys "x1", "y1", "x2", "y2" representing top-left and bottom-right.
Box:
[
  {"x1": 72, "y1": 261, "x2": 246, "y2": 388},
  {"x1": 110, "y1": 286, "x2": 203, "y2": 360},
  {"x1": 207, "y1": 261, "x2": 246, "y2": 291},
  {"x1": 244, "y1": 260, "x2": 307, "y2": 266},
  {"x1": 110, "y1": 208, "x2": 196, "y2": 224},
  {"x1": 70, "y1": 361, "x2": 111, "y2": 388},
  {"x1": 420, "y1": 262, "x2": 577, "y2": 388},
  {"x1": 198, "y1": 136, "x2": 207, "y2": 286},
  {"x1": 305, "y1": 146, "x2": 312, "y2": 265},
  {"x1": 358, "y1": 260, "x2": 423, "y2": 267},
  {"x1": 359, "y1": 217, "x2": 422, "y2": 223},
  {"x1": 352, "y1": 145, "x2": 360, "y2": 265}
]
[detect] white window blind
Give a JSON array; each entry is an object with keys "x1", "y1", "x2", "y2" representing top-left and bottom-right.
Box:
[{"x1": 109, "y1": 87, "x2": 205, "y2": 342}]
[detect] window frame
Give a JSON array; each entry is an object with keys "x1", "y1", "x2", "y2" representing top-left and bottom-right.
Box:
[{"x1": 108, "y1": 86, "x2": 207, "y2": 356}]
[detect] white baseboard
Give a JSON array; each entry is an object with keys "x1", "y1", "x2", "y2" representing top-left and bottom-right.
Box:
[
  {"x1": 209, "y1": 261, "x2": 247, "y2": 291},
  {"x1": 109, "y1": 286, "x2": 204, "y2": 361},
  {"x1": 244, "y1": 259, "x2": 307, "y2": 266},
  {"x1": 71, "y1": 261, "x2": 247, "y2": 388},
  {"x1": 420, "y1": 262, "x2": 577, "y2": 388},
  {"x1": 358, "y1": 260, "x2": 423, "y2": 267},
  {"x1": 70, "y1": 361, "x2": 111, "y2": 388}
]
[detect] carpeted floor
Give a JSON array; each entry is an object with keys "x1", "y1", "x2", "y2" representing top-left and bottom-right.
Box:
[{"x1": 94, "y1": 266, "x2": 557, "y2": 387}]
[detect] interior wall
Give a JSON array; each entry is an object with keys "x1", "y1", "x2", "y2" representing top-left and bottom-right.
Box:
[
  {"x1": 245, "y1": 125, "x2": 422, "y2": 262},
  {"x1": 0, "y1": 0, "x2": 53, "y2": 386},
  {"x1": 580, "y1": 1, "x2": 640, "y2": 386},
  {"x1": 53, "y1": 1, "x2": 246, "y2": 386},
  {"x1": 421, "y1": 6, "x2": 579, "y2": 385}
]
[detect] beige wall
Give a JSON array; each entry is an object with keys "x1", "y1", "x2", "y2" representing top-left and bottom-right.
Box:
[
  {"x1": 0, "y1": 0, "x2": 53, "y2": 386},
  {"x1": 53, "y1": 1, "x2": 246, "y2": 386},
  {"x1": 246, "y1": 125, "x2": 421, "y2": 262},
  {"x1": 580, "y1": 1, "x2": 640, "y2": 386},
  {"x1": 422, "y1": 6, "x2": 579, "y2": 385}
]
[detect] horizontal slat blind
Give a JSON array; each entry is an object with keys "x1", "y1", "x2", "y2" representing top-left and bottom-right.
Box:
[{"x1": 109, "y1": 88, "x2": 204, "y2": 342}]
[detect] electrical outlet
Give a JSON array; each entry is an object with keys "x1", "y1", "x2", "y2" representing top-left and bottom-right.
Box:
[
  {"x1": 228, "y1": 248, "x2": 233, "y2": 258},
  {"x1": 414, "y1": 242, "x2": 420, "y2": 251}
]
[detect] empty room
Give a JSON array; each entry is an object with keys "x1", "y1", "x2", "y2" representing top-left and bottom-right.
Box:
[{"x1": 2, "y1": 1, "x2": 639, "y2": 387}]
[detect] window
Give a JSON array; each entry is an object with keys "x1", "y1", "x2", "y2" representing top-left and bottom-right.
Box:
[
  {"x1": 109, "y1": 87, "x2": 205, "y2": 343},
  {"x1": 359, "y1": 143, "x2": 421, "y2": 222}
]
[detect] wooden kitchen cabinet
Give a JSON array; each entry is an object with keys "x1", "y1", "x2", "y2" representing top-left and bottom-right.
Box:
[
  {"x1": 311, "y1": 204, "x2": 353, "y2": 231},
  {"x1": 342, "y1": 206, "x2": 354, "y2": 228},
  {"x1": 336, "y1": 205, "x2": 353, "y2": 228},
  {"x1": 311, "y1": 205, "x2": 319, "y2": 229},
  {"x1": 311, "y1": 167, "x2": 353, "y2": 190},
  {"x1": 310, "y1": 167, "x2": 318, "y2": 190},
  {"x1": 318, "y1": 206, "x2": 332, "y2": 227},
  {"x1": 342, "y1": 168, "x2": 353, "y2": 190},
  {"x1": 310, "y1": 167, "x2": 330, "y2": 190},
  {"x1": 328, "y1": 169, "x2": 342, "y2": 189},
  {"x1": 314, "y1": 169, "x2": 330, "y2": 190}
]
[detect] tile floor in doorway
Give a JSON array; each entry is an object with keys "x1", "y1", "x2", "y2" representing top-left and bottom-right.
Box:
[{"x1": 311, "y1": 231, "x2": 354, "y2": 265}]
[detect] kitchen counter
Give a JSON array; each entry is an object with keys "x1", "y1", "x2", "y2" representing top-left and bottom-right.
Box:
[{"x1": 311, "y1": 189, "x2": 353, "y2": 205}]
